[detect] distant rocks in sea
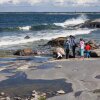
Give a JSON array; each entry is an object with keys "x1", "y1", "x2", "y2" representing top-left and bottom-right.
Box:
[
  {"x1": 24, "y1": 35, "x2": 30, "y2": 39},
  {"x1": 74, "y1": 18, "x2": 100, "y2": 29}
]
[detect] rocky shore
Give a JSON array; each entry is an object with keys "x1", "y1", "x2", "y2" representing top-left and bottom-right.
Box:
[
  {"x1": 0, "y1": 36, "x2": 100, "y2": 100},
  {"x1": 0, "y1": 58, "x2": 100, "y2": 100}
]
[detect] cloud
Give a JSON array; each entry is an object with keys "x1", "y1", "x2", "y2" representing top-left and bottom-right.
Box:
[
  {"x1": 73, "y1": 0, "x2": 99, "y2": 5},
  {"x1": 0, "y1": 0, "x2": 47, "y2": 5},
  {"x1": 0, "y1": 0, "x2": 99, "y2": 6}
]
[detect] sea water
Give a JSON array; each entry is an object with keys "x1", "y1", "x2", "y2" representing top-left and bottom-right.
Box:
[
  {"x1": 0, "y1": 12, "x2": 100, "y2": 50},
  {"x1": 0, "y1": 12, "x2": 100, "y2": 98}
]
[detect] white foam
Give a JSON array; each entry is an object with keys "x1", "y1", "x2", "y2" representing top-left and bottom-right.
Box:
[
  {"x1": 19, "y1": 26, "x2": 31, "y2": 30},
  {"x1": 0, "y1": 28, "x2": 95, "y2": 47},
  {"x1": 0, "y1": 36, "x2": 39, "y2": 46},
  {"x1": 42, "y1": 29, "x2": 94, "y2": 40},
  {"x1": 54, "y1": 14, "x2": 88, "y2": 27}
]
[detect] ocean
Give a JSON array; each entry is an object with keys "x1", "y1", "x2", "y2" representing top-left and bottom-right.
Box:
[
  {"x1": 0, "y1": 13, "x2": 100, "y2": 98},
  {"x1": 0, "y1": 12, "x2": 100, "y2": 50}
]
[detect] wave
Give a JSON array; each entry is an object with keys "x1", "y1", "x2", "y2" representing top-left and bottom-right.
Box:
[
  {"x1": 30, "y1": 24, "x2": 62, "y2": 30},
  {"x1": 54, "y1": 14, "x2": 88, "y2": 28},
  {"x1": 0, "y1": 15, "x2": 89, "y2": 32},
  {"x1": 0, "y1": 24, "x2": 62, "y2": 32},
  {"x1": 0, "y1": 28, "x2": 95, "y2": 47},
  {"x1": 0, "y1": 14, "x2": 96, "y2": 48},
  {"x1": 19, "y1": 26, "x2": 31, "y2": 31},
  {"x1": 0, "y1": 26, "x2": 32, "y2": 31}
]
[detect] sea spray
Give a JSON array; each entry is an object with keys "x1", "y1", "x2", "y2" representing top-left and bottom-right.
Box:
[
  {"x1": 19, "y1": 26, "x2": 31, "y2": 31},
  {"x1": 54, "y1": 14, "x2": 88, "y2": 27},
  {"x1": 0, "y1": 29, "x2": 94, "y2": 47},
  {"x1": 0, "y1": 13, "x2": 99, "y2": 49}
]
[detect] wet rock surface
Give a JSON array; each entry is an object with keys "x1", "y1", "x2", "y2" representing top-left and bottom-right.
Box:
[
  {"x1": 0, "y1": 72, "x2": 73, "y2": 99},
  {"x1": 0, "y1": 56, "x2": 100, "y2": 100}
]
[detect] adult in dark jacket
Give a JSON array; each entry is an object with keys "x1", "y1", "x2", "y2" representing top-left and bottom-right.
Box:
[
  {"x1": 69, "y1": 35, "x2": 76, "y2": 58},
  {"x1": 64, "y1": 39, "x2": 70, "y2": 59}
]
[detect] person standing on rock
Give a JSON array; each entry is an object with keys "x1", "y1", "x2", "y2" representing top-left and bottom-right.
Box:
[
  {"x1": 64, "y1": 38, "x2": 70, "y2": 59},
  {"x1": 69, "y1": 35, "x2": 77, "y2": 58},
  {"x1": 80, "y1": 38, "x2": 85, "y2": 59}
]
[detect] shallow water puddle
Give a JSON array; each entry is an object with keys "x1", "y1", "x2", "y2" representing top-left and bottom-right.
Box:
[
  {"x1": 95, "y1": 75, "x2": 100, "y2": 79},
  {"x1": 0, "y1": 72, "x2": 73, "y2": 98}
]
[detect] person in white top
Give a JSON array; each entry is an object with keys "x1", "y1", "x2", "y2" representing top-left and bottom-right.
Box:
[{"x1": 80, "y1": 38, "x2": 85, "y2": 58}]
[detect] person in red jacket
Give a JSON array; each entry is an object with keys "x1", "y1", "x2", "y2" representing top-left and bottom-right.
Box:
[{"x1": 85, "y1": 43, "x2": 91, "y2": 58}]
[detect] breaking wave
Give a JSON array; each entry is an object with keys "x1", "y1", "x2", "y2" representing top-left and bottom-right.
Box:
[
  {"x1": 0, "y1": 24, "x2": 62, "y2": 31},
  {"x1": 19, "y1": 26, "x2": 31, "y2": 31},
  {"x1": 0, "y1": 14, "x2": 96, "y2": 48},
  {"x1": 0, "y1": 15, "x2": 89, "y2": 31},
  {"x1": 0, "y1": 29, "x2": 95, "y2": 47},
  {"x1": 54, "y1": 14, "x2": 88, "y2": 28}
]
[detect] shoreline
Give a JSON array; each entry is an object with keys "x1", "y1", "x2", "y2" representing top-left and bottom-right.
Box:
[
  {"x1": 0, "y1": 36, "x2": 100, "y2": 99},
  {"x1": 0, "y1": 12, "x2": 100, "y2": 100}
]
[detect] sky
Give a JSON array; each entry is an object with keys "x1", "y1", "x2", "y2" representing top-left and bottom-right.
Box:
[{"x1": 0, "y1": 0, "x2": 100, "y2": 12}]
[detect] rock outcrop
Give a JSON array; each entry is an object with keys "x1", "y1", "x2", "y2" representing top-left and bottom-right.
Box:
[
  {"x1": 24, "y1": 35, "x2": 30, "y2": 39},
  {"x1": 47, "y1": 37, "x2": 66, "y2": 47},
  {"x1": 86, "y1": 40, "x2": 99, "y2": 50},
  {"x1": 90, "y1": 49, "x2": 100, "y2": 57},
  {"x1": 13, "y1": 48, "x2": 33, "y2": 56},
  {"x1": 80, "y1": 19, "x2": 100, "y2": 28}
]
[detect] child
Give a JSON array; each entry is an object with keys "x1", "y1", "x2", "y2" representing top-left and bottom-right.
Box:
[
  {"x1": 85, "y1": 43, "x2": 91, "y2": 58},
  {"x1": 80, "y1": 38, "x2": 85, "y2": 58}
]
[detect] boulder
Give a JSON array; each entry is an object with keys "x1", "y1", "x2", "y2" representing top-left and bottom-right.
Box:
[
  {"x1": 13, "y1": 48, "x2": 33, "y2": 56},
  {"x1": 87, "y1": 40, "x2": 99, "y2": 50},
  {"x1": 47, "y1": 37, "x2": 66, "y2": 47},
  {"x1": 13, "y1": 49, "x2": 24, "y2": 56},
  {"x1": 23, "y1": 48, "x2": 33, "y2": 56},
  {"x1": 90, "y1": 49, "x2": 100, "y2": 57},
  {"x1": 0, "y1": 92, "x2": 5, "y2": 96},
  {"x1": 24, "y1": 35, "x2": 30, "y2": 39}
]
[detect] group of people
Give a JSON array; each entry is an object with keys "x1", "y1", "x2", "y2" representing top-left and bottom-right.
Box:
[{"x1": 57, "y1": 35, "x2": 91, "y2": 59}]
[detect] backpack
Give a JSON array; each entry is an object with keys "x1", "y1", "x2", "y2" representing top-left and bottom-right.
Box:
[{"x1": 64, "y1": 41, "x2": 70, "y2": 50}]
